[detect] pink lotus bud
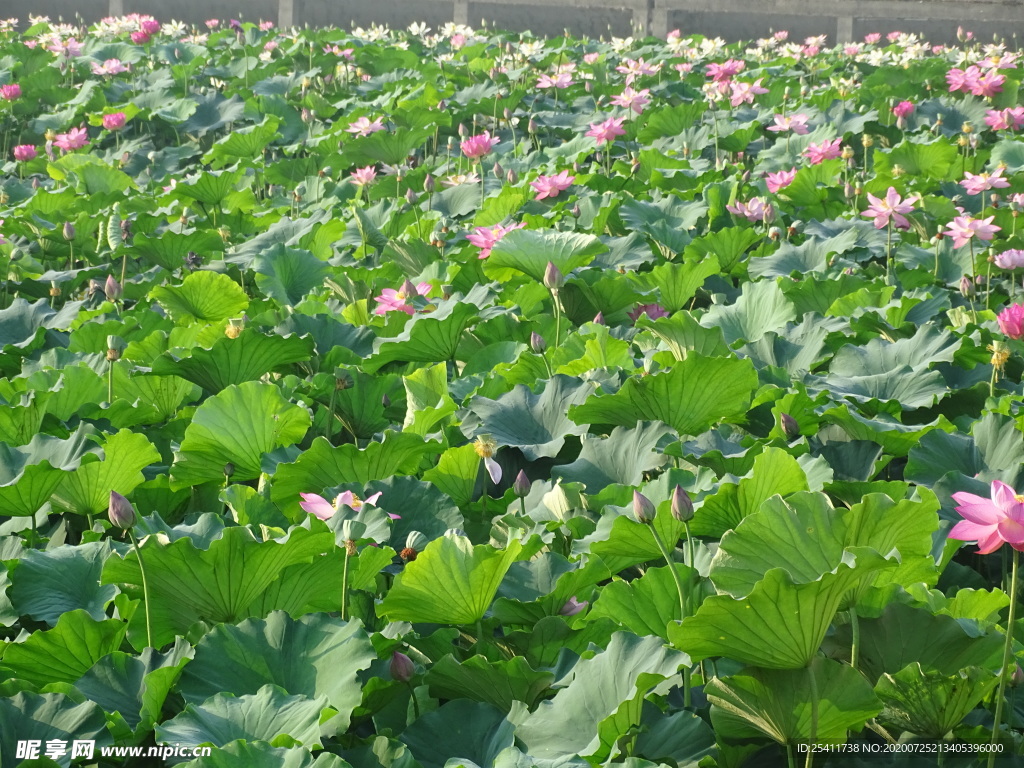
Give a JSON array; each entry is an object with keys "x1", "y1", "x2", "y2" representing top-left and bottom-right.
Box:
[
  {"x1": 513, "y1": 470, "x2": 530, "y2": 498},
  {"x1": 109, "y1": 491, "x2": 136, "y2": 530},
  {"x1": 102, "y1": 112, "x2": 127, "y2": 131},
  {"x1": 390, "y1": 651, "x2": 415, "y2": 682},
  {"x1": 0, "y1": 83, "x2": 21, "y2": 100},
  {"x1": 633, "y1": 491, "x2": 655, "y2": 525},
  {"x1": 542, "y1": 261, "x2": 565, "y2": 290},
  {"x1": 105, "y1": 275, "x2": 123, "y2": 300},
  {"x1": 671, "y1": 485, "x2": 693, "y2": 522},
  {"x1": 780, "y1": 413, "x2": 799, "y2": 440},
  {"x1": 12, "y1": 145, "x2": 36, "y2": 162}
]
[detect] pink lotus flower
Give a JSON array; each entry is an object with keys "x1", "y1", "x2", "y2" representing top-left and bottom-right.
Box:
[
  {"x1": 998, "y1": 304, "x2": 1024, "y2": 339},
  {"x1": 537, "y1": 73, "x2": 573, "y2": 89},
  {"x1": 610, "y1": 86, "x2": 651, "y2": 114},
  {"x1": 53, "y1": 127, "x2": 89, "y2": 152},
  {"x1": 628, "y1": 303, "x2": 670, "y2": 322},
  {"x1": 460, "y1": 131, "x2": 500, "y2": 161},
  {"x1": 374, "y1": 280, "x2": 432, "y2": 315},
  {"x1": 943, "y1": 215, "x2": 1001, "y2": 248},
  {"x1": 727, "y1": 197, "x2": 775, "y2": 222},
  {"x1": 205, "y1": 18, "x2": 219, "y2": 28},
  {"x1": 559, "y1": 597, "x2": 589, "y2": 616},
  {"x1": 102, "y1": 112, "x2": 126, "y2": 131},
  {"x1": 766, "y1": 169, "x2": 797, "y2": 193},
  {"x1": 346, "y1": 116, "x2": 385, "y2": 137},
  {"x1": 0, "y1": 84, "x2": 20, "y2": 100},
  {"x1": 260, "y1": 20, "x2": 275, "y2": 30},
  {"x1": 48, "y1": 38, "x2": 82, "y2": 57},
  {"x1": 12, "y1": 145, "x2": 36, "y2": 162},
  {"x1": 861, "y1": 187, "x2": 920, "y2": 230},
  {"x1": 130, "y1": 31, "x2": 151, "y2": 45},
  {"x1": 586, "y1": 116, "x2": 626, "y2": 146},
  {"x1": 91, "y1": 58, "x2": 130, "y2": 75},
  {"x1": 467, "y1": 221, "x2": 526, "y2": 259},
  {"x1": 530, "y1": 170, "x2": 575, "y2": 201},
  {"x1": 616, "y1": 57, "x2": 660, "y2": 84},
  {"x1": 961, "y1": 168, "x2": 1011, "y2": 195},
  {"x1": 893, "y1": 100, "x2": 914, "y2": 128},
  {"x1": 729, "y1": 78, "x2": 769, "y2": 107},
  {"x1": 947, "y1": 65, "x2": 982, "y2": 94},
  {"x1": 442, "y1": 172, "x2": 481, "y2": 188},
  {"x1": 804, "y1": 138, "x2": 843, "y2": 165},
  {"x1": 705, "y1": 59, "x2": 745, "y2": 82},
  {"x1": 864, "y1": 33, "x2": 881, "y2": 44},
  {"x1": 766, "y1": 113, "x2": 809, "y2": 134},
  {"x1": 323, "y1": 45, "x2": 354, "y2": 58},
  {"x1": 583, "y1": 52, "x2": 600, "y2": 65},
  {"x1": 995, "y1": 250, "x2": 1024, "y2": 269},
  {"x1": 299, "y1": 491, "x2": 390, "y2": 521},
  {"x1": 140, "y1": 19, "x2": 160, "y2": 35},
  {"x1": 984, "y1": 108, "x2": 1024, "y2": 131},
  {"x1": 351, "y1": 165, "x2": 377, "y2": 186},
  {"x1": 974, "y1": 71, "x2": 1006, "y2": 98},
  {"x1": 950, "y1": 480, "x2": 1024, "y2": 554}
]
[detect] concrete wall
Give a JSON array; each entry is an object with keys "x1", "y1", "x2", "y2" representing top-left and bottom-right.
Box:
[{"x1": 9, "y1": 0, "x2": 1024, "y2": 44}]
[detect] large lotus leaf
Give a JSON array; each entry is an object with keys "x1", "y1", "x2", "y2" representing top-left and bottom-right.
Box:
[
  {"x1": 0, "y1": 389, "x2": 50, "y2": 445},
  {"x1": 568, "y1": 356, "x2": 757, "y2": 436},
  {"x1": 711, "y1": 491, "x2": 938, "y2": 598},
  {"x1": 101, "y1": 526, "x2": 334, "y2": 649},
  {"x1": 483, "y1": 229, "x2": 608, "y2": 283},
  {"x1": 403, "y1": 362, "x2": 457, "y2": 436},
  {"x1": 462, "y1": 375, "x2": 596, "y2": 460},
  {"x1": 178, "y1": 93, "x2": 246, "y2": 136},
  {"x1": 50, "y1": 429, "x2": 160, "y2": 517},
  {"x1": 874, "y1": 138, "x2": 959, "y2": 179},
  {"x1": 708, "y1": 657, "x2": 882, "y2": 745},
  {"x1": 171, "y1": 382, "x2": 311, "y2": 489},
  {"x1": 636, "y1": 312, "x2": 731, "y2": 361},
  {"x1": 552, "y1": 421, "x2": 674, "y2": 492},
  {"x1": 181, "y1": 741, "x2": 353, "y2": 768},
  {"x1": 700, "y1": 280, "x2": 796, "y2": 345},
  {"x1": 0, "y1": 566, "x2": 14, "y2": 627},
  {"x1": 363, "y1": 476, "x2": 464, "y2": 544},
  {"x1": 10, "y1": 541, "x2": 117, "y2": 625},
  {"x1": 320, "y1": 370, "x2": 392, "y2": 440},
  {"x1": 820, "y1": 368, "x2": 951, "y2": 408},
  {"x1": 400, "y1": 699, "x2": 517, "y2": 768},
  {"x1": 738, "y1": 315, "x2": 830, "y2": 376},
  {"x1": 202, "y1": 116, "x2": 281, "y2": 167},
  {"x1": 830, "y1": 325, "x2": 959, "y2": 376},
  {"x1": 0, "y1": 610, "x2": 127, "y2": 687},
  {"x1": 132, "y1": 230, "x2": 225, "y2": 272},
  {"x1": 74, "y1": 640, "x2": 192, "y2": 737},
  {"x1": 276, "y1": 314, "x2": 375, "y2": 360},
  {"x1": 517, "y1": 632, "x2": 687, "y2": 762},
  {"x1": 425, "y1": 654, "x2": 554, "y2": 711},
  {"x1": 271, "y1": 433, "x2": 436, "y2": 516},
  {"x1": 0, "y1": 298, "x2": 74, "y2": 352},
  {"x1": 422, "y1": 443, "x2": 481, "y2": 507},
  {"x1": 252, "y1": 244, "x2": 328, "y2": 306},
  {"x1": 0, "y1": 427, "x2": 102, "y2": 517},
  {"x1": 690, "y1": 447, "x2": 809, "y2": 538},
  {"x1": 21, "y1": 363, "x2": 105, "y2": 422},
  {"x1": 875, "y1": 663, "x2": 998, "y2": 739},
  {"x1": 633, "y1": 709, "x2": 717, "y2": 766},
  {"x1": 827, "y1": 602, "x2": 1006, "y2": 681},
  {"x1": 178, "y1": 612, "x2": 374, "y2": 729},
  {"x1": 156, "y1": 684, "x2": 327, "y2": 749},
  {"x1": 345, "y1": 127, "x2": 432, "y2": 165},
  {"x1": 378, "y1": 534, "x2": 522, "y2": 625},
  {"x1": 150, "y1": 270, "x2": 249, "y2": 324},
  {"x1": 906, "y1": 411, "x2": 1024, "y2": 486},
  {"x1": 670, "y1": 554, "x2": 890, "y2": 669},
  {"x1": 151, "y1": 331, "x2": 313, "y2": 393},
  {"x1": 590, "y1": 563, "x2": 701, "y2": 640},
  {"x1": 824, "y1": 404, "x2": 956, "y2": 458},
  {"x1": 0, "y1": 693, "x2": 111, "y2": 768}
]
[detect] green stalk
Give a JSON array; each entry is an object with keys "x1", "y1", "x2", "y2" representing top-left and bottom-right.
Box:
[
  {"x1": 649, "y1": 524, "x2": 690, "y2": 707},
  {"x1": 849, "y1": 607, "x2": 860, "y2": 670},
  {"x1": 107, "y1": 359, "x2": 114, "y2": 403},
  {"x1": 340, "y1": 542, "x2": 352, "y2": 621},
  {"x1": 990, "y1": 546, "x2": 1019, "y2": 768},
  {"x1": 805, "y1": 660, "x2": 819, "y2": 768},
  {"x1": 129, "y1": 530, "x2": 153, "y2": 649},
  {"x1": 551, "y1": 290, "x2": 562, "y2": 347}
]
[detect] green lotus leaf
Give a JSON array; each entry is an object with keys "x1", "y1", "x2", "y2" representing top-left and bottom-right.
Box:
[
  {"x1": 708, "y1": 657, "x2": 882, "y2": 745},
  {"x1": 422, "y1": 443, "x2": 482, "y2": 507},
  {"x1": 150, "y1": 330, "x2": 313, "y2": 393},
  {"x1": 400, "y1": 699, "x2": 517, "y2": 768},
  {"x1": 178, "y1": 611, "x2": 374, "y2": 730},
  {"x1": 251, "y1": 244, "x2": 328, "y2": 307},
  {"x1": 181, "y1": 741, "x2": 353, "y2": 768},
  {"x1": 633, "y1": 709, "x2": 717, "y2": 766},
  {"x1": 270, "y1": 432, "x2": 436, "y2": 515},
  {"x1": 700, "y1": 279, "x2": 797, "y2": 345},
  {"x1": 0, "y1": 693, "x2": 111, "y2": 766},
  {"x1": 50, "y1": 429, "x2": 160, "y2": 517},
  {"x1": 0, "y1": 427, "x2": 102, "y2": 517},
  {"x1": 10, "y1": 541, "x2": 117, "y2": 625},
  {"x1": 425, "y1": 654, "x2": 554, "y2": 711},
  {"x1": 874, "y1": 138, "x2": 958, "y2": 179},
  {"x1": 671, "y1": 554, "x2": 890, "y2": 669},
  {"x1": 313, "y1": 369, "x2": 393, "y2": 440},
  {"x1": 636, "y1": 312, "x2": 730, "y2": 361},
  {"x1": 132, "y1": 230, "x2": 225, "y2": 271},
  {"x1": 379, "y1": 534, "x2": 522, "y2": 625},
  {"x1": 179, "y1": 93, "x2": 247, "y2": 137},
  {"x1": 202, "y1": 116, "x2": 281, "y2": 167},
  {"x1": 462, "y1": 375, "x2": 596, "y2": 460},
  {"x1": 365, "y1": 299, "x2": 487, "y2": 372},
  {"x1": 0, "y1": 610, "x2": 127, "y2": 687},
  {"x1": 568, "y1": 355, "x2": 757, "y2": 436},
  {"x1": 101, "y1": 526, "x2": 334, "y2": 649},
  {"x1": 711, "y1": 491, "x2": 938, "y2": 598},
  {"x1": 402, "y1": 362, "x2": 457, "y2": 436},
  {"x1": 633, "y1": 256, "x2": 720, "y2": 312},
  {"x1": 74, "y1": 640, "x2": 192, "y2": 738},
  {"x1": 150, "y1": 270, "x2": 249, "y2": 324},
  {"x1": 875, "y1": 663, "x2": 998, "y2": 740},
  {"x1": 552, "y1": 421, "x2": 674, "y2": 492},
  {"x1": 156, "y1": 684, "x2": 327, "y2": 749},
  {"x1": 591, "y1": 563, "x2": 701, "y2": 641},
  {"x1": 517, "y1": 632, "x2": 687, "y2": 762},
  {"x1": 483, "y1": 229, "x2": 607, "y2": 283},
  {"x1": 171, "y1": 381, "x2": 311, "y2": 489}
]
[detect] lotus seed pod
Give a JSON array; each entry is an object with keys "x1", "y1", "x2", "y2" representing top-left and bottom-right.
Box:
[
  {"x1": 108, "y1": 491, "x2": 136, "y2": 530},
  {"x1": 671, "y1": 485, "x2": 694, "y2": 522},
  {"x1": 405, "y1": 531, "x2": 429, "y2": 551},
  {"x1": 632, "y1": 490, "x2": 655, "y2": 525}
]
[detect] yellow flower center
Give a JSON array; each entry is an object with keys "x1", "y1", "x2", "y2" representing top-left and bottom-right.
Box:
[{"x1": 334, "y1": 493, "x2": 363, "y2": 510}]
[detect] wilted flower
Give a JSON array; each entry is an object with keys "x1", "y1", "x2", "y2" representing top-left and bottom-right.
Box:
[
  {"x1": 109, "y1": 491, "x2": 136, "y2": 530},
  {"x1": 998, "y1": 304, "x2": 1024, "y2": 339},
  {"x1": 950, "y1": 480, "x2": 1024, "y2": 553},
  {"x1": 474, "y1": 436, "x2": 502, "y2": 483}
]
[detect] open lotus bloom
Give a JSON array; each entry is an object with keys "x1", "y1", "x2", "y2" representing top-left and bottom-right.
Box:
[
  {"x1": 299, "y1": 491, "x2": 393, "y2": 521},
  {"x1": 950, "y1": 480, "x2": 1024, "y2": 554}
]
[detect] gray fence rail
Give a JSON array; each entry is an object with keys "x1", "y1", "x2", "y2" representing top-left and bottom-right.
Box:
[{"x1": 9, "y1": 0, "x2": 1024, "y2": 44}]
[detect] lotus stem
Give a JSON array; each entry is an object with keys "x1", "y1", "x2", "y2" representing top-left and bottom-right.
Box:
[
  {"x1": 341, "y1": 540, "x2": 353, "y2": 621},
  {"x1": 849, "y1": 607, "x2": 860, "y2": 670},
  {"x1": 990, "y1": 546, "x2": 1019, "y2": 768},
  {"x1": 649, "y1": 524, "x2": 691, "y2": 707},
  {"x1": 129, "y1": 530, "x2": 154, "y2": 649},
  {"x1": 806, "y1": 659, "x2": 819, "y2": 768}
]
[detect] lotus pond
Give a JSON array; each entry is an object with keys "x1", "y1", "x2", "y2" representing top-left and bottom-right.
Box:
[{"x1": 2, "y1": 14, "x2": 1024, "y2": 768}]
